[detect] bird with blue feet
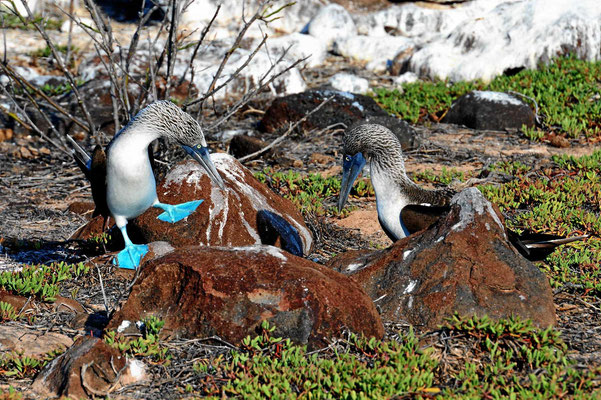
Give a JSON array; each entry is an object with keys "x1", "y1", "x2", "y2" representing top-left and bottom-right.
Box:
[
  {"x1": 67, "y1": 100, "x2": 225, "y2": 269},
  {"x1": 337, "y1": 123, "x2": 587, "y2": 261}
]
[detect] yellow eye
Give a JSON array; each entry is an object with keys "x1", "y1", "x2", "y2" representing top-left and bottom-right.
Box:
[{"x1": 345, "y1": 155, "x2": 351, "y2": 162}]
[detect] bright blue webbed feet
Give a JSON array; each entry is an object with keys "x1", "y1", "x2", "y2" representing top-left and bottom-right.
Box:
[
  {"x1": 154, "y1": 200, "x2": 203, "y2": 223},
  {"x1": 114, "y1": 243, "x2": 149, "y2": 270}
]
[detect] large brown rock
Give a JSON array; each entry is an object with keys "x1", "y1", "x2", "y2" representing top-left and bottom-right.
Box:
[
  {"x1": 0, "y1": 325, "x2": 73, "y2": 358},
  {"x1": 108, "y1": 245, "x2": 384, "y2": 349},
  {"x1": 328, "y1": 188, "x2": 556, "y2": 328},
  {"x1": 130, "y1": 154, "x2": 313, "y2": 256},
  {"x1": 31, "y1": 336, "x2": 144, "y2": 399}
]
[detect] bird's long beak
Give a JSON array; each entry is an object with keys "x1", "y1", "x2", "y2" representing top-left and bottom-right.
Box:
[
  {"x1": 337, "y1": 152, "x2": 366, "y2": 212},
  {"x1": 182, "y1": 144, "x2": 226, "y2": 190}
]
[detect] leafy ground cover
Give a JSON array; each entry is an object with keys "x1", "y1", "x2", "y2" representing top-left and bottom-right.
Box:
[
  {"x1": 373, "y1": 57, "x2": 601, "y2": 139},
  {"x1": 138, "y1": 317, "x2": 601, "y2": 399}
]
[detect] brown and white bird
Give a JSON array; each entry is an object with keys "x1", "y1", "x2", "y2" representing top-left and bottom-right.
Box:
[{"x1": 337, "y1": 123, "x2": 587, "y2": 260}]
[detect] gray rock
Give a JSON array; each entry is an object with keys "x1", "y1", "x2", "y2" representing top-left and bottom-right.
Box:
[
  {"x1": 328, "y1": 72, "x2": 369, "y2": 94},
  {"x1": 307, "y1": 3, "x2": 357, "y2": 49},
  {"x1": 442, "y1": 91, "x2": 535, "y2": 131}
]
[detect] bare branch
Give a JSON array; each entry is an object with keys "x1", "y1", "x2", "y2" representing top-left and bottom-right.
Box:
[
  {"x1": 238, "y1": 96, "x2": 334, "y2": 163},
  {"x1": 208, "y1": 50, "x2": 306, "y2": 131},
  {"x1": 178, "y1": 4, "x2": 221, "y2": 92},
  {"x1": 0, "y1": 62, "x2": 90, "y2": 132},
  {"x1": 187, "y1": 0, "x2": 273, "y2": 112},
  {"x1": 18, "y1": 0, "x2": 97, "y2": 136}
]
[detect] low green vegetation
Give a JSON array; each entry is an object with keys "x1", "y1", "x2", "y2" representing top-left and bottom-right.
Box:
[
  {"x1": 0, "y1": 302, "x2": 18, "y2": 322},
  {"x1": 413, "y1": 167, "x2": 468, "y2": 185},
  {"x1": 373, "y1": 56, "x2": 601, "y2": 139},
  {"x1": 30, "y1": 44, "x2": 79, "y2": 59},
  {"x1": 0, "y1": 349, "x2": 63, "y2": 379},
  {"x1": 475, "y1": 151, "x2": 601, "y2": 293},
  {"x1": 104, "y1": 316, "x2": 171, "y2": 364},
  {"x1": 254, "y1": 168, "x2": 374, "y2": 216},
  {"x1": 0, "y1": 262, "x2": 90, "y2": 302},
  {"x1": 187, "y1": 318, "x2": 601, "y2": 399},
  {"x1": 0, "y1": 9, "x2": 63, "y2": 30}
]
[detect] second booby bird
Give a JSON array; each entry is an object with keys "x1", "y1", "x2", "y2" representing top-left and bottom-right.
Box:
[
  {"x1": 337, "y1": 123, "x2": 587, "y2": 260},
  {"x1": 69, "y1": 100, "x2": 225, "y2": 269}
]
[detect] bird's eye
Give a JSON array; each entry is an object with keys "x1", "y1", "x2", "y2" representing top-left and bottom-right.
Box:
[{"x1": 344, "y1": 155, "x2": 351, "y2": 162}]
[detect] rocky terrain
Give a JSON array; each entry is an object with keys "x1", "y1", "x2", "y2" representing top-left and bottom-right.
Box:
[{"x1": 0, "y1": 0, "x2": 600, "y2": 398}]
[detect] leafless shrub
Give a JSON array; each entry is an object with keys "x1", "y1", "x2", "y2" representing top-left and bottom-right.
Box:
[{"x1": 0, "y1": 0, "x2": 299, "y2": 151}]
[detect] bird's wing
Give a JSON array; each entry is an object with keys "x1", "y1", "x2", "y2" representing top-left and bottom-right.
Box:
[
  {"x1": 401, "y1": 204, "x2": 450, "y2": 235},
  {"x1": 90, "y1": 145, "x2": 109, "y2": 218}
]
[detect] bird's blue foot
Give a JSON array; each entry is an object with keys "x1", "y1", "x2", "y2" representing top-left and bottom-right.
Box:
[
  {"x1": 154, "y1": 200, "x2": 204, "y2": 223},
  {"x1": 113, "y1": 243, "x2": 149, "y2": 270}
]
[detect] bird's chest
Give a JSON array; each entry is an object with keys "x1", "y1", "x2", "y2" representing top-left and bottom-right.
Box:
[
  {"x1": 106, "y1": 144, "x2": 157, "y2": 219},
  {"x1": 371, "y1": 169, "x2": 408, "y2": 239}
]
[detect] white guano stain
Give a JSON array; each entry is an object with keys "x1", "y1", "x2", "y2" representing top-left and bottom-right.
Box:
[
  {"x1": 473, "y1": 90, "x2": 522, "y2": 106},
  {"x1": 403, "y1": 280, "x2": 417, "y2": 294},
  {"x1": 345, "y1": 263, "x2": 363, "y2": 272}
]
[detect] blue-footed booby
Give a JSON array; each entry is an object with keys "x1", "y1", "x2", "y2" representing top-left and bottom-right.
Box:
[
  {"x1": 69, "y1": 100, "x2": 225, "y2": 269},
  {"x1": 337, "y1": 123, "x2": 587, "y2": 260},
  {"x1": 338, "y1": 123, "x2": 454, "y2": 241}
]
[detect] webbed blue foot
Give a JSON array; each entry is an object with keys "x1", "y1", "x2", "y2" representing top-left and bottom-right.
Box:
[
  {"x1": 113, "y1": 243, "x2": 149, "y2": 270},
  {"x1": 154, "y1": 200, "x2": 204, "y2": 223}
]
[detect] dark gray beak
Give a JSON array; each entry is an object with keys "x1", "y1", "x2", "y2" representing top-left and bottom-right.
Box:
[
  {"x1": 182, "y1": 144, "x2": 226, "y2": 190},
  {"x1": 337, "y1": 152, "x2": 366, "y2": 212}
]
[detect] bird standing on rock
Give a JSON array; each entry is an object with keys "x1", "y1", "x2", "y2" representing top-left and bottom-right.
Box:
[
  {"x1": 337, "y1": 123, "x2": 587, "y2": 260},
  {"x1": 68, "y1": 100, "x2": 225, "y2": 269}
]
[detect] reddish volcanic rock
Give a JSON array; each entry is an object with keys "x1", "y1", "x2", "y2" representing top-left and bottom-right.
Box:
[
  {"x1": 130, "y1": 154, "x2": 312, "y2": 255},
  {"x1": 328, "y1": 188, "x2": 556, "y2": 329},
  {"x1": 108, "y1": 246, "x2": 383, "y2": 349},
  {"x1": 32, "y1": 337, "x2": 130, "y2": 399}
]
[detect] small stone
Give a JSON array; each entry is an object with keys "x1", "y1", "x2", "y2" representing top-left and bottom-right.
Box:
[
  {"x1": 0, "y1": 325, "x2": 73, "y2": 358},
  {"x1": 18, "y1": 146, "x2": 32, "y2": 159},
  {"x1": 259, "y1": 89, "x2": 388, "y2": 134},
  {"x1": 0, "y1": 128, "x2": 13, "y2": 142},
  {"x1": 31, "y1": 336, "x2": 132, "y2": 399},
  {"x1": 333, "y1": 35, "x2": 413, "y2": 72},
  {"x1": 310, "y1": 152, "x2": 335, "y2": 165},
  {"x1": 548, "y1": 134, "x2": 570, "y2": 148},
  {"x1": 328, "y1": 73, "x2": 369, "y2": 94},
  {"x1": 393, "y1": 71, "x2": 419, "y2": 85},
  {"x1": 258, "y1": 33, "x2": 327, "y2": 68},
  {"x1": 229, "y1": 134, "x2": 272, "y2": 160}
]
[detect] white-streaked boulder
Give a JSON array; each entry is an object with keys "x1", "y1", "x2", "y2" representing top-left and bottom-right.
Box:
[
  {"x1": 307, "y1": 3, "x2": 356, "y2": 49},
  {"x1": 328, "y1": 72, "x2": 369, "y2": 94},
  {"x1": 261, "y1": 32, "x2": 328, "y2": 68},
  {"x1": 180, "y1": 0, "x2": 322, "y2": 37},
  {"x1": 333, "y1": 35, "x2": 413, "y2": 72},
  {"x1": 408, "y1": 0, "x2": 601, "y2": 82}
]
